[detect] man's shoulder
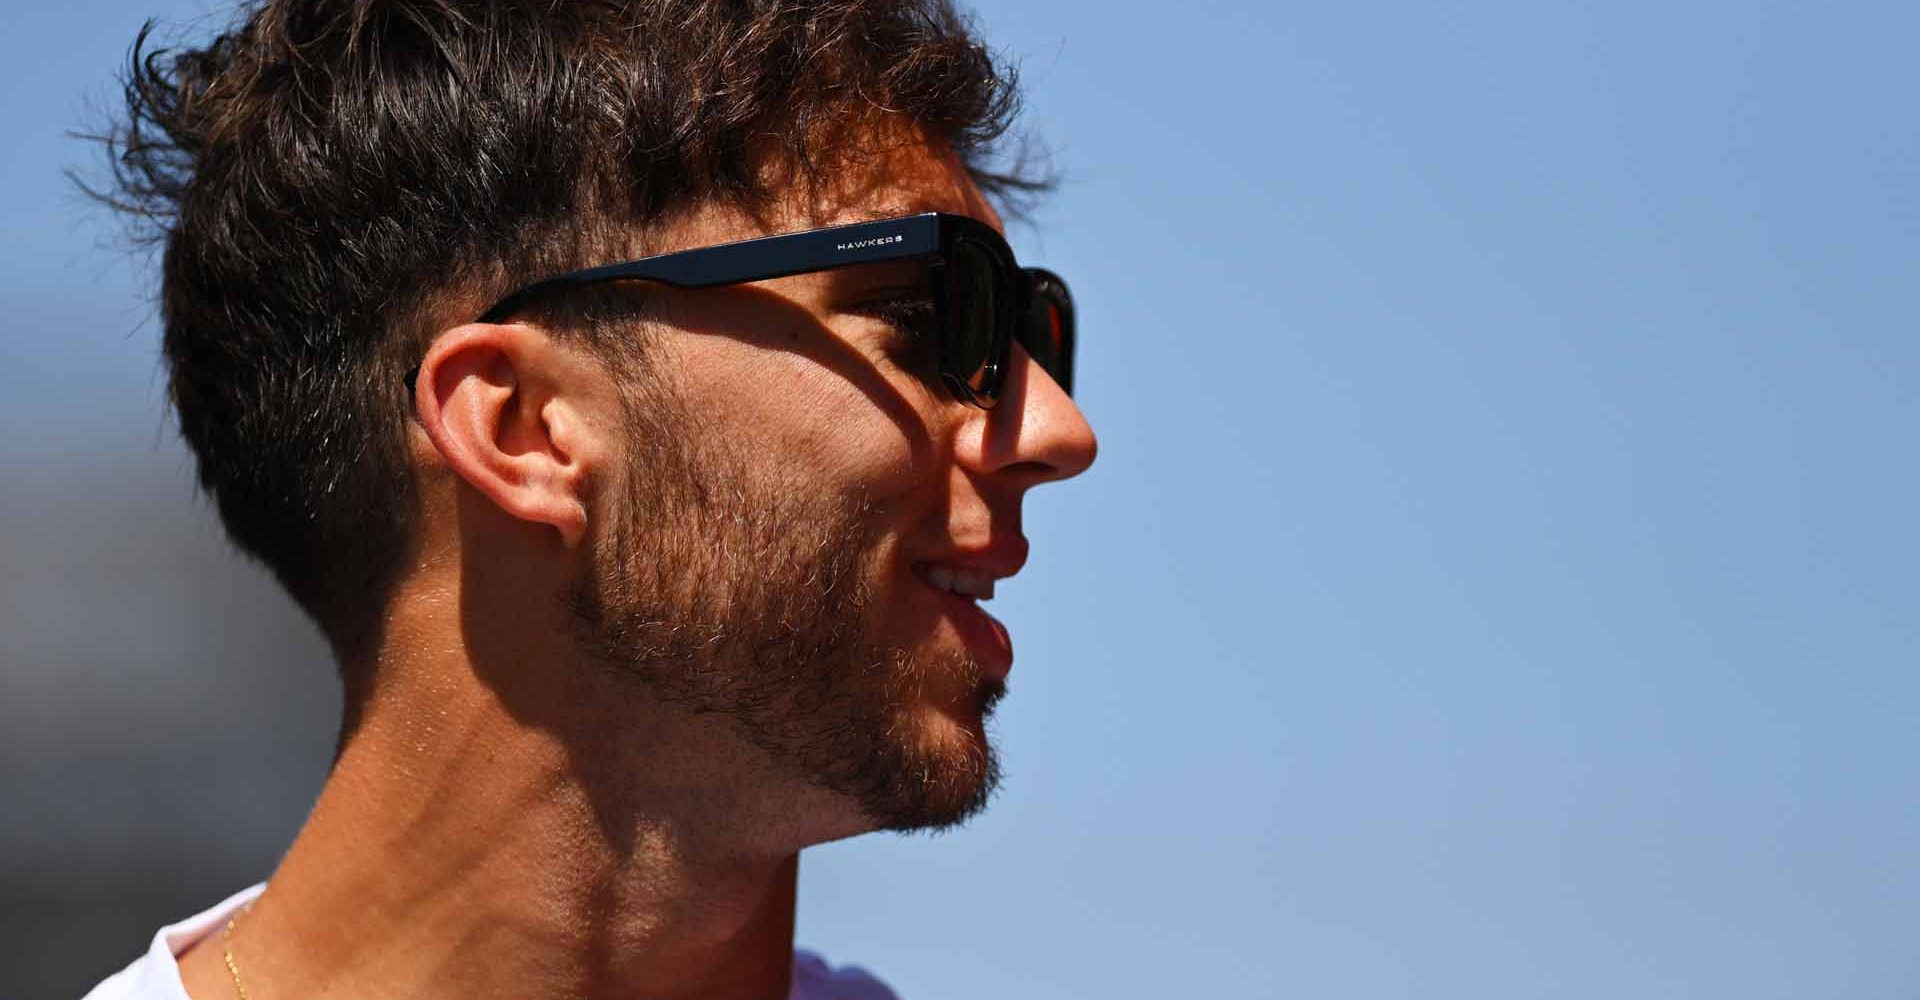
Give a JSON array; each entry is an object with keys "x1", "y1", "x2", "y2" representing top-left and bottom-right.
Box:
[
  {"x1": 82, "y1": 945, "x2": 901, "y2": 1000},
  {"x1": 790, "y1": 949, "x2": 902, "y2": 1000},
  {"x1": 77, "y1": 950, "x2": 175, "y2": 1000},
  {"x1": 76, "y1": 884, "x2": 265, "y2": 1000},
  {"x1": 78, "y1": 885, "x2": 902, "y2": 1000}
]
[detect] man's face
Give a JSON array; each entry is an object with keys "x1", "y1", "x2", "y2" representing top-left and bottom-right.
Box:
[{"x1": 567, "y1": 135, "x2": 1097, "y2": 833}]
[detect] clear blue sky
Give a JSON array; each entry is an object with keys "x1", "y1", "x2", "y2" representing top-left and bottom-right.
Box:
[{"x1": 4, "y1": 0, "x2": 1916, "y2": 997}]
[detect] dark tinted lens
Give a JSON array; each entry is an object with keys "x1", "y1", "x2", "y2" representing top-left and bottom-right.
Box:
[
  {"x1": 1022, "y1": 270, "x2": 1074, "y2": 396},
  {"x1": 943, "y1": 239, "x2": 1002, "y2": 401},
  {"x1": 1026, "y1": 299, "x2": 1069, "y2": 389}
]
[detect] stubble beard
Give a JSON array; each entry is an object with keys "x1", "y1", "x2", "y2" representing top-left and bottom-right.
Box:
[{"x1": 564, "y1": 389, "x2": 1003, "y2": 833}]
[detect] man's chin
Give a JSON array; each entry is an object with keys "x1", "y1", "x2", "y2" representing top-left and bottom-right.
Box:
[
  {"x1": 866, "y1": 754, "x2": 1001, "y2": 834},
  {"x1": 861, "y1": 680, "x2": 1006, "y2": 833}
]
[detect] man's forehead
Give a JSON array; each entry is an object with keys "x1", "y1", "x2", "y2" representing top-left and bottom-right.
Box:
[
  {"x1": 666, "y1": 134, "x2": 1002, "y2": 253},
  {"x1": 801, "y1": 126, "x2": 999, "y2": 223}
]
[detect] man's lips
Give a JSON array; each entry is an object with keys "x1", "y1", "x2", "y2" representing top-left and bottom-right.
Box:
[
  {"x1": 920, "y1": 581, "x2": 1013, "y2": 678},
  {"x1": 913, "y1": 557, "x2": 1020, "y2": 678}
]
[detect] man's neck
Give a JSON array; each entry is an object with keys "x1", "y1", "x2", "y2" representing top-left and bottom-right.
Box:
[{"x1": 177, "y1": 647, "x2": 809, "y2": 1000}]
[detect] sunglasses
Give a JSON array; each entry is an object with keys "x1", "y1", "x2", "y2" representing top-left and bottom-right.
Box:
[{"x1": 476, "y1": 212, "x2": 1075, "y2": 408}]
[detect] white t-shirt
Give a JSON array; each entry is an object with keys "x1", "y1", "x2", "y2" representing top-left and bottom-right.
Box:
[{"x1": 80, "y1": 883, "x2": 898, "y2": 1000}]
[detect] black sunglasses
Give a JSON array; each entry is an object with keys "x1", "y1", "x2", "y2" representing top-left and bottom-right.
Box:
[{"x1": 473, "y1": 212, "x2": 1074, "y2": 408}]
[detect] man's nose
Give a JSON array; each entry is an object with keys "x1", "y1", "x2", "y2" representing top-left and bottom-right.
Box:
[{"x1": 960, "y1": 342, "x2": 1098, "y2": 485}]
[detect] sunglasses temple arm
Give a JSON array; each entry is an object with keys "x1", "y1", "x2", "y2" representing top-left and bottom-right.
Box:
[{"x1": 478, "y1": 215, "x2": 946, "y2": 322}]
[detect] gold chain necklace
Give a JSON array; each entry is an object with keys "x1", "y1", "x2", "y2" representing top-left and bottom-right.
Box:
[{"x1": 221, "y1": 901, "x2": 257, "y2": 1000}]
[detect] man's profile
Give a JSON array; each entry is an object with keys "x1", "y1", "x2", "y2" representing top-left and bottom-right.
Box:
[{"x1": 76, "y1": 1, "x2": 1095, "y2": 998}]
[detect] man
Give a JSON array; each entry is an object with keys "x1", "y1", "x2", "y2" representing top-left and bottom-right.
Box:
[{"x1": 77, "y1": 1, "x2": 1096, "y2": 998}]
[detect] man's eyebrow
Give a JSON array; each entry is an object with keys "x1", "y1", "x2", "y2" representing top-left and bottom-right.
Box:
[
  {"x1": 843, "y1": 203, "x2": 947, "y2": 224},
  {"x1": 838, "y1": 201, "x2": 1005, "y2": 237}
]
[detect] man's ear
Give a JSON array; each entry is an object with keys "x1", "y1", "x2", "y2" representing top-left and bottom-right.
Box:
[{"x1": 414, "y1": 322, "x2": 599, "y2": 548}]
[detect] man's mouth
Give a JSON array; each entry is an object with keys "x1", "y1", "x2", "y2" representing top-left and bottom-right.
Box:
[
  {"x1": 922, "y1": 564, "x2": 997, "y2": 600},
  {"x1": 913, "y1": 562, "x2": 1015, "y2": 676}
]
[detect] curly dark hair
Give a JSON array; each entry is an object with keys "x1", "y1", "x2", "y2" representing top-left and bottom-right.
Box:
[{"x1": 82, "y1": 0, "x2": 1038, "y2": 674}]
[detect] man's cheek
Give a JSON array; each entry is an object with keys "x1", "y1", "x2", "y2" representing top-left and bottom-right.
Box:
[{"x1": 780, "y1": 414, "x2": 926, "y2": 507}]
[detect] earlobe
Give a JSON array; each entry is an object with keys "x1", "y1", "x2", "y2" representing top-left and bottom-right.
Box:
[{"x1": 415, "y1": 323, "x2": 594, "y2": 548}]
